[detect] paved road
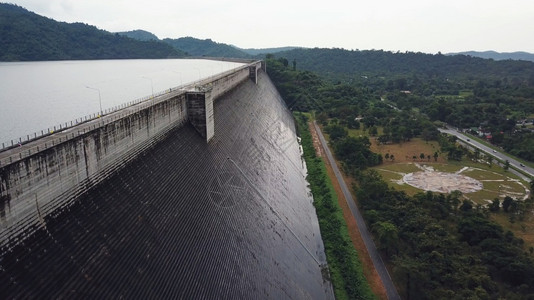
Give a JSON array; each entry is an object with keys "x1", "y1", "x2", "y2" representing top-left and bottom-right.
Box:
[
  {"x1": 314, "y1": 121, "x2": 401, "y2": 300},
  {"x1": 439, "y1": 127, "x2": 534, "y2": 181}
]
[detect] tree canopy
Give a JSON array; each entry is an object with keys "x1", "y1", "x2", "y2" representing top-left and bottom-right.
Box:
[
  {"x1": 0, "y1": 3, "x2": 185, "y2": 61},
  {"x1": 266, "y1": 47, "x2": 534, "y2": 163}
]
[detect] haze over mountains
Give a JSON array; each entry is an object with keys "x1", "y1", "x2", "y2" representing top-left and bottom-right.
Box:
[
  {"x1": 1, "y1": 3, "x2": 533, "y2": 63},
  {"x1": 0, "y1": 3, "x2": 294, "y2": 61},
  {"x1": 116, "y1": 29, "x2": 299, "y2": 58},
  {"x1": 447, "y1": 51, "x2": 534, "y2": 62}
]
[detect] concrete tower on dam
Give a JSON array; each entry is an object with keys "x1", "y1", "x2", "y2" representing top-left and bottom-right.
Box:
[{"x1": 0, "y1": 61, "x2": 334, "y2": 298}]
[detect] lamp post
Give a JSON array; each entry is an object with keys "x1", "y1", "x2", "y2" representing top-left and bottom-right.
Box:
[
  {"x1": 142, "y1": 76, "x2": 154, "y2": 97},
  {"x1": 85, "y1": 86, "x2": 103, "y2": 117},
  {"x1": 194, "y1": 68, "x2": 201, "y2": 81},
  {"x1": 172, "y1": 71, "x2": 183, "y2": 86}
]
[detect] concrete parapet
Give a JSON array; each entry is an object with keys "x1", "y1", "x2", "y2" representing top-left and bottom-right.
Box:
[
  {"x1": 0, "y1": 94, "x2": 188, "y2": 248},
  {"x1": 0, "y1": 60, "x2": 263, "y2": 248}
]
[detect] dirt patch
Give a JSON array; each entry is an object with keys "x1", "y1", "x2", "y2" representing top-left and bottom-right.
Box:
[
  {"x1": 403, "y1": 170, "x2": 483, "y2": 194},
  {"x1": 369, "y1": 137, "x2": 446, "y2": 164},
  {"x1": 309, "y1": 122, "x2": 388, "y2": 300},
  {"x1": 309, "y1": 122, "x2": 324, "y2": 157}
]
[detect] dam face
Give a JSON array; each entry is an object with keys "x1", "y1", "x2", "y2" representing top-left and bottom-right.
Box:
[{"x1": 0, "y1": 71, "x2": 333, "y2": 299}]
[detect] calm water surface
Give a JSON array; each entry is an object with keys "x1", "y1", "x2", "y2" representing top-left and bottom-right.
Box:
[{"x1": 0, "y1": 59, "x2": 243, "y2": 145}]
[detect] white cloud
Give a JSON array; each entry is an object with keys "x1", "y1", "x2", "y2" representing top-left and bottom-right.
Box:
[{"x1": 7, "y1": 0, "x2": 534, "y2": 53}]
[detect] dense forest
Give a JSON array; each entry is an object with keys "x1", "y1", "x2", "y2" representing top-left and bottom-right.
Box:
[
  {"x1": 266, "y1": 55, "x2": 440, "y2": 149},
  {"x1": 275, "y1": 48, "x2": 534, "y2": 82},
  {"x1": 267, "y1": 56, "x2": 534, "y2": 298},
  {"x1": 356, "y1": 170, "x2": 534, "y2": 299},
  {"x1": 0, "y1": 4, "x2": 184, "y2": 61},
  {"x1": 116, "y1": 29, "x2": 159, "y2": 41},
  {"x1": 0, "y1": 3, "x2": 292, "y2": 61},
  {"x1": 239, "y1": 46, "x2": 300, "y2": 56},
  {"x1": 119, "y1": 33, "x2": 296, "y2": 58},
  {"x1": 447, "y1": 51, "x2": 534, "y2": 62},
  {"x1": 268, "y1": 48, "x2": 534, "y2": 163},
  {"x1": 162, "y1": 37, "x2": 250, "y2": 58}
]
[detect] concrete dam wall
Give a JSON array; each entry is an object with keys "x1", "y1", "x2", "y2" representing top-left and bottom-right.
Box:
[
  {"x1": 0, "y1": 68, "x2": 333, "y2": 298},
  {"x1": 0, "y1": 61, "x2": 260, "y2": 248}
]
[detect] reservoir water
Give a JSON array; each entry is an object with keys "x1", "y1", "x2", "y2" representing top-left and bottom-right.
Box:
[{"x1": 0, "y1": 59, "x2": 244, "y2": 146}]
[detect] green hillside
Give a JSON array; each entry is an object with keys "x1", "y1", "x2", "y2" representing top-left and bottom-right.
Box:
[
  {"x1": 275, "y1": 48, "x2": 534, "y2": 81},
  {"x1": 116, "y1": 29, "x2": 159, "y2": 41},
  {"x1": 163, "y1": 37, "x2": 250, "y2": 58},
  {"x1": 238, "y1": 46, "x2": 301, "y2": 56},
  {"x1": 448, "y1": 51, "x2": 534, "y2": 62},
  {"x1": 0, "y1": 3, "x2": 184, "y2": 61}
]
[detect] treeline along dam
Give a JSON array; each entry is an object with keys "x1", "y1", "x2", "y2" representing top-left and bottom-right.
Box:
[{"x1": 0, "y1": 61, "x2": 334, "y2": 298}]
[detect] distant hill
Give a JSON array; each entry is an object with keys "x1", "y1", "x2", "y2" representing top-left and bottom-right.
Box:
[
  {"x1": 116, "y1": 29, "x2": 159, "y2": 41},
  {"x1": 273, "y1": 48, "x2": 534, "y2": 83},
  {"x1": 162, "y1": 37, "x2": 250, "y2": 58},
  {"x1": 114, "y1": 30, "x2": 300, "y2": 58},
  {"x1": 447, "y1": 51, "x2": 534, "y2": 62},
  {"x1": 0, "y1": 3, "x2": 185, "y2": 61},
  {"x1": 238, "y1": 46, "x2": 302, "y2": 56}
]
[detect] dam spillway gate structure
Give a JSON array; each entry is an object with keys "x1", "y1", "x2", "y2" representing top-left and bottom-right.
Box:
[{"x1": 0, "y1": 61, "x2": 334, "y2": 298}]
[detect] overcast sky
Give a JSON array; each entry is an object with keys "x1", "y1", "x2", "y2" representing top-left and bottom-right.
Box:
[{"x1": 8, "y1": 0, "x2": 534, "y2": 54}]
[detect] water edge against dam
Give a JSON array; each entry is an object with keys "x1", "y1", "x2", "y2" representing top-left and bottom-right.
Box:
[{"x1": 0, "y1": 71, "x2": 334, "y2": 299}]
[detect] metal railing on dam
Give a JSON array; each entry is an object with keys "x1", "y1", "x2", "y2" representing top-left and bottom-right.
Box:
[
  {"x1": 0, "y1": 59, "x2": 261, "y2": 154},
  {"x1": 0, "y1": 60, "x2": 263, "y2": 249},
  {"x1": 0, "y1": 69, "x2": 334, "y2": 299}
]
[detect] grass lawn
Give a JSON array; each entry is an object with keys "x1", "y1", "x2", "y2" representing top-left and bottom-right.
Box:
[
  {"x1": 371, "y1": 137, "x2": 444, "y2": 164},
  {"x1": 491, "y1": 212, "x2": 534, "y2": 249},
  {"x1": 374, "y1": 168, "x2": 423, "y2": 196},
  {"x1": 347, "y1": 127, "x2": 384, "y2": 137},
  {"x1": 368, "y1": 134, "x2": 529, "y2": 203},
  {"x1": 459, "y1": 90, "x2": 474, "y2": 98},
  {"x1": 430, "y1": 163, "x2": 464, "y2": 173},
  {"x1": 462, "y1": 168, "x2": 507, "y2": 181},
  {"x1": 374, "y1": 163, "x2": 420, "y2": 174},
  {"x1": 321, "y1": 117, "x2": 533, "y2": 249}
]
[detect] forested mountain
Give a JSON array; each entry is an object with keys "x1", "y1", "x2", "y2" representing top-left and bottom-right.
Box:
[
  {"x1": 116, "y1": 29, "x2": 159, "y2": 41},
  {"x1": 448, "y1": 50, "x2": 534, "y2": 62},
  {"x1": 269, "y1": 47, "x2": 534, "y2": 162},
  {"x1": 268, "y1": 56, "x2": 534, "y2": 299},
  {"x1": 163, "y1": 37, "x2": 250, "y2": 58},
  {"x1": 0, "y1": 3, "x2": 184, "y2": 61},
  {"x1": 238, "y1": 46, "x2": 301, "y2": 56},
  {"x1": 275, "y1": 48, "x2": 534, "y2": 82},
  {"x1": 0, "y1": 3, "x2": 294, "y2": 61},
  {"x1": 116, "y1": 31, "x2": 295, "y2": 58}
]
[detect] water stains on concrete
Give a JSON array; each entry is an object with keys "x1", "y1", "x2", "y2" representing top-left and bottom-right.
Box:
[{"x1": 0, "y1": 71, "x2": 333, "y2": 299}]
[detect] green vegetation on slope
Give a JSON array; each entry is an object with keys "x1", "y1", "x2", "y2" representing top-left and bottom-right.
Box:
[
  {"x1": 163, "y1": 37, "x2": 250, "y2": 58},
  {"x1": 239, "y1": 46, "x2": 301, "y2": 56},
  {"x1": 295, "y1": 112, "x2": 375, "y2": 300},
  {"x1": 447, "y1": 51, "x2": 534, "y2": 62},
  {"x1": 0, "y1": 3, "x2": 185, "y2": 61},
  {"x1": 276, "y1": 47, "x2": 534, "y2": 83},
  {"x1": 269, "y1": 54, "x2": 534, "y2": 299},
  {"x1": 355, "y1": 170, "x2": 534, "y2": 299},
  {"x1": 116, "y1": 29, "x2": 159, "y2": 41},
  {"x1": 268, "y1": 47, "x2": 534, "y2": 163},
  {"x1": 266, "y1": 55, "x2": 440, "y2": 149}
]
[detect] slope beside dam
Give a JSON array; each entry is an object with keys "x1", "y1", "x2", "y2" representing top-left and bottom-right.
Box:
[{"x1": 0, "y1": 71, "x2": 334, "y2": 299}]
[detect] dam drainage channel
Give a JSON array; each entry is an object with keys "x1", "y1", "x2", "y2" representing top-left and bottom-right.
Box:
[{"x1": 227, "y1": 157, "x2": 322, "y2": 267}]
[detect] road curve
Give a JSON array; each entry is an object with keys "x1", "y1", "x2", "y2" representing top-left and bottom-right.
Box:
[
  {"x1": 313, "y1": 121, "x2": 401, "y2": 300},
  {"x1": 438, "y1": 128, "x2": 534, "y2": 180}
]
